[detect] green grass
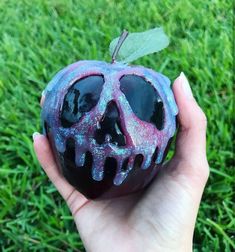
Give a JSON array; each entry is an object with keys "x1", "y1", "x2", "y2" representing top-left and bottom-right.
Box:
[{"x1": 0, "y1": 0, "x2": 233, "y2": 251}]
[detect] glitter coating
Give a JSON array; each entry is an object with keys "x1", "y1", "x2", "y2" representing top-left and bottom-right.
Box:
[{"x1": 42, "y1": 60, "x2": 178, "y2": 188}]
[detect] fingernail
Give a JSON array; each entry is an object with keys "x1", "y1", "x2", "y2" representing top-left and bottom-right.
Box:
[
  {"x1": 40, "y1": 96, "x2": 45, "y2": 107},
  {"x1": 179, "y1": 72, "x2": 193, "y2": 99},
  {"x1": 41, "y1": 90, "x2": 46, "y2": 96},
  {"x1": 32, "y1": 132, "x2": 40, "y2": 141}
]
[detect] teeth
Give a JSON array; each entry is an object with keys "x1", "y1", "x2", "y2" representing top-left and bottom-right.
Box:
[
  {"x1": 114, "y1": 160, "x2": 127, "y2": 186},
  {"x1": 91, "y1": 161, "x2": 104, "y2": 181},
  {"x1": 141, "y1": 155, "x2": 151, "y2": 170},
  {"x1": 114, "y1": 171, "x2": 128, "y2": 186},
  {"x1": 92, "y1": 169, "x2": 104, "y2": 181},
  {"x1": 92, "y1": 158, "x2": 105, "y2": 181},
  {"x1": 96, "y1": 121, "x2": 101, "y2": 129},
  {"x1": 156, "y1": 150, "x2": 164, "y2": 164},
  {"x1": 127, "y1": 156, "x2": 135, "y2": 172},
  {"x1": 75, "y1": 152, "x2": 85, "y2": 167},
  {"x1": 156, "y1": 144, "x2": 167, "y2": 164},
  {"x1": 75, "y1": 144, "x2": 86, "y2": 167}
]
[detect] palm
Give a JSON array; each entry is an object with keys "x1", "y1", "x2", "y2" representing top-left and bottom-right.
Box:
[
  {"x1": 34, "y1": 74, "x2": 209, "y2": 252},
  {"x1": 64, "y1": 157, "x2": 204, "y2": 252}
]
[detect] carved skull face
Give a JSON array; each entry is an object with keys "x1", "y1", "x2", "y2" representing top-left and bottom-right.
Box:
[{"x1": 42, "y1": 60, "x2": 178, "y2": 199}]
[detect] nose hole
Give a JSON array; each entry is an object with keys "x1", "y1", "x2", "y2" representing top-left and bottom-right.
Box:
[
  {"x1": 134, "y1": 154, "x2": 144, "y2": 167},
  {"x1": 94, "y1": 100, "x2": 126, "y2": 146},
  {"x1": 104, "y1": 157, "x2": 117, "y2": 179}
]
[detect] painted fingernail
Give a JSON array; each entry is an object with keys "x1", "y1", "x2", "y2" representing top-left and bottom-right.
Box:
[
  {"x1": 32, "y1": 132, "x2": 40, "y2": 141},
  {"x1": 179, "y1": 72, "x2": 193, "y2": 99}
]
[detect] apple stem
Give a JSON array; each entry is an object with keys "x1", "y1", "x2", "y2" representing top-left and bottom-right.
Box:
[{"x1": 111, "y1": 30, "x2": 129, "y2": 63}]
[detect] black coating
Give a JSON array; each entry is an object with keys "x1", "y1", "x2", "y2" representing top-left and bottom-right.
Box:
[
  {"x1": 120, "y1": 74, "x2": 164, "y2": 130},
  {"x1": 61, "y1": 75, "x2": 104, "y2": 127},
  {"x1": 94, "y1": 101, "x2": 126, "y2": 146}
]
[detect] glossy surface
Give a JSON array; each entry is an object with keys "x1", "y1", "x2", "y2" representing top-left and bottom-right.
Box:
[
  {"x1": 94, "y1": 101, "x2": 126, "y2": 146},
  {"x1": 56, "y1": 136, "x2": 147, "y2": 199},
  {"x1": 41, "y1": 60, "x2": 178, "y2": 199},
  {"x1": 61, "y1": 75, "x2": 104, "y2": 127},
  {"x1": 120, "y1": 74, "x2": 164, "y2": 130}
]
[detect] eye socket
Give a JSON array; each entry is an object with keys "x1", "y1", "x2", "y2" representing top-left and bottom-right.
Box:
[
  {"x1": 61, "y1": 75, "x2": 104, "y2": 127},
  {"x1": 120, "y1": 74, "x2": 164, "y2": 130}
]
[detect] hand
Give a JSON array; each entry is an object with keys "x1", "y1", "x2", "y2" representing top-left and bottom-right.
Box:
[{"x1": 33, "y1": 72, "x2": 209, "y2": 252}]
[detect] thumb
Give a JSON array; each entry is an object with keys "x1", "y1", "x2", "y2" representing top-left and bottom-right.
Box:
[{"x1": 171, "y1": 72, "x2": 209, "y2": 182}]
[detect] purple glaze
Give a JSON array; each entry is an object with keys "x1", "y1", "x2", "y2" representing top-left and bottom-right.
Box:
[{"x1": 42, "y1": 60, "x2": 178, "y2": 188}]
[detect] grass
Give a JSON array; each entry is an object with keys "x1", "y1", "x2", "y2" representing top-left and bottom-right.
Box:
[{"x1": 0, "y1": 0, "x2": 233, "y2": 251}]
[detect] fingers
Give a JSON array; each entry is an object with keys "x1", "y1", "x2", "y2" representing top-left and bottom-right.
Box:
[
  {"x1": 33, "y1": 133, "x2": 74, "y2": 198},
  {"x1": 33, "y1": 133, "x2": 88, "y2": 210},
  {"x1": 171, "y1": 72, "x2": 209, "y2": 180}
]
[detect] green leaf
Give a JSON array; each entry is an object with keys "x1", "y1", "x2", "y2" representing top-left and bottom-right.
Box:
[{"x1": 109, "y1": 27, "x2": 169, "y2": 63}]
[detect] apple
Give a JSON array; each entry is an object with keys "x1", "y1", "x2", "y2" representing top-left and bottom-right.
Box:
[{"x1": 41, "y1": 29, "x2": 178, "y2": 199}]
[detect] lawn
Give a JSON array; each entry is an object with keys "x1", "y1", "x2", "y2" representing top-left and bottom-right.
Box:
[{"x1": 0, "y1": 0, "x2": 233, "y2": 251}]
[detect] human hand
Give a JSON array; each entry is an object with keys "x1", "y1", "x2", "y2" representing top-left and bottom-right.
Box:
[{"x1": 33, "y1": 72, "x2": 209, "y2": 252}]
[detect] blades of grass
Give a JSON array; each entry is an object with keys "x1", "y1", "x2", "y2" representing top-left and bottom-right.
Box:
[{"x1": 206, "y1": 218, "x2": 235, "y2": 248}]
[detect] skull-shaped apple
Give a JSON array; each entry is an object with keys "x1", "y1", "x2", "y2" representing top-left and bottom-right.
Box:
[{"x1": 41, "y1": 29, "x2": 178, "y2": 199}]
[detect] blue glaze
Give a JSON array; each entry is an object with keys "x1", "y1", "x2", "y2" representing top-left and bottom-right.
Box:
[{"x1": 42, "y1": 60, "x2": 178, "y2": 186}]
